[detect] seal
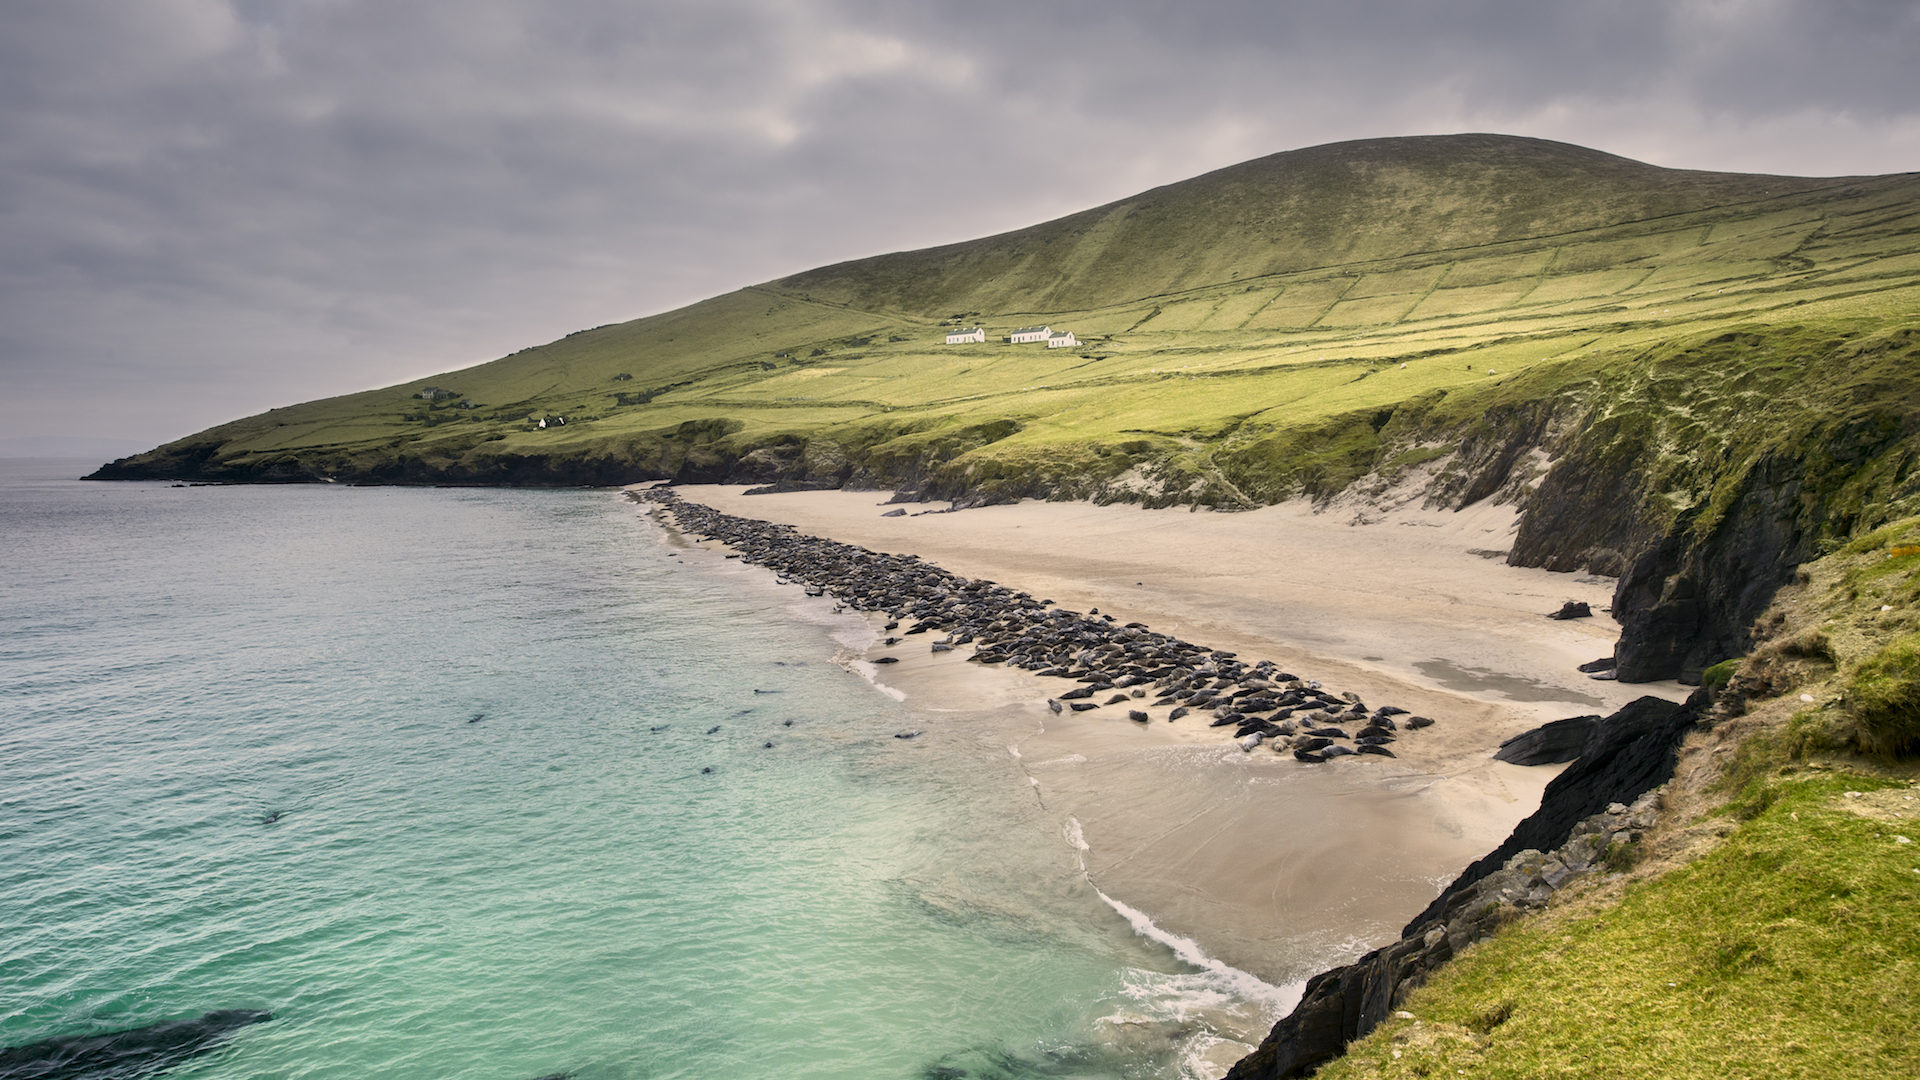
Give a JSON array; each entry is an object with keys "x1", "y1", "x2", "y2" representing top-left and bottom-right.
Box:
[{"x1": 0, "y1": 1010, "x2": 273, "y2": 1080}]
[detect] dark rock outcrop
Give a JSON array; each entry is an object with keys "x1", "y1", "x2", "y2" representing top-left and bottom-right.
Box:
[
  {"x1": 1491, "y1": 715, "x2": 1599, "y2": 765},
  {"x1": 1225, "y1": 692, "x2": 1702, "y2": 1080},
  {"x1": 1406, "y1": 692, "x2": 1701, "y2": 930}
]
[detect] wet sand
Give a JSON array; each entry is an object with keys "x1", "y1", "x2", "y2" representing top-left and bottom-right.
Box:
[{"x1": 639, "y1": 484, "x2": 1688, "y2": 987}]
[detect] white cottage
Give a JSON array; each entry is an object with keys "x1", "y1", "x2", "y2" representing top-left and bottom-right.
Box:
[
  {"x1": 1046, "y1": 331, "x2": 1078, "y2": 349},
  {"x1": 944, "y1": 326, "x2": 986, "y2": 344},
  {"x1": 1007, "y1": 325, "x2": 1051, "y2": 344}
]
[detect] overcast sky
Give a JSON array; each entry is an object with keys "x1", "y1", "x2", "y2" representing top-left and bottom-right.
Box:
[{"x1": 4, "y1": 0, "x2": 1917, "y2": 455}]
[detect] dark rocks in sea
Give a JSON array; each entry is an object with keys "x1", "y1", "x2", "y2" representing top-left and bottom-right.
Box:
[
  {"x1": 1493, "y1": 715, "x2": 1600, "y2": 765},
  {"x1": 631, "y1": 488, "x2": 1435, "y2": 759},
  {"x1": 0, "y1": 1009, "x2": 272, "y2": 1080},
  {"x1": 1225, "y1": 692, "x2": 1702, "y2": 1080}
]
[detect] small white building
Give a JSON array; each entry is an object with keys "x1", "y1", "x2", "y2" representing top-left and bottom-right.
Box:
[
  {"x1": 1046, "y1": 331, "x2": 1078, "y2": 349},
  {"x1": 1007, "y1": 325, "x2": 1051, "y2": 344},
  {"x1": 944, "y1": 327, "x2": 986, "y2": 344}
]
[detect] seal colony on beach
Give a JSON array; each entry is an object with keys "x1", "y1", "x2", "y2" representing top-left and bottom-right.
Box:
[{"x1": 634, "y1": 488, "x2": 1433, "y2": 762}]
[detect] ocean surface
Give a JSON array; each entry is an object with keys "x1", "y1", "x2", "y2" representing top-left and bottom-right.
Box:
[{"x1": 0, "y1": 461, "x2": 1280, "y2": 1080}]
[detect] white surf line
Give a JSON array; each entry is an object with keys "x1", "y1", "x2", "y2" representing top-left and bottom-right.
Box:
[
  {"x1": 839, "y1": 653, "x2": 910, "y2": 701},
  {"x1": 1064, "y1": 817, "x2": 1299, "y2": 1010}
]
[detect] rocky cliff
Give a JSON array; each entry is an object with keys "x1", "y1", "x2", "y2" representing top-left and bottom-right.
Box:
[{"x1": 1223, "y1": 693, "x2": 1705, "y2": 1080}]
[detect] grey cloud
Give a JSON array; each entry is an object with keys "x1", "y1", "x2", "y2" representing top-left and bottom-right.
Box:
[{"x1": 1, "y1": 0, "x2": 1915, "y2": 447}]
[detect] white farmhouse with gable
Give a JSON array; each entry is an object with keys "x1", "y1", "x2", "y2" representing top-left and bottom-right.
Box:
[
  {"x1": 1007, "y1": 325, "x2": 1051, "y2": 344},
  {"x1": 1046, "y1": 331, "x2": 1078, "y2": 349},
  {"x1": 944, "y1": 326, "x2": 986, "y2": 344}
]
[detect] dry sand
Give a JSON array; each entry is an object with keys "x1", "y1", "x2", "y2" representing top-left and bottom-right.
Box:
[{"x1": 641, "y1": 483, "x2": 1689, "y2": 988}]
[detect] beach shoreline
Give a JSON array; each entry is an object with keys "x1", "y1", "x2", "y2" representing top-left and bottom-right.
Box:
[{"x1": 622, "y1": 483, "x2": 1688, "y2": 1033}]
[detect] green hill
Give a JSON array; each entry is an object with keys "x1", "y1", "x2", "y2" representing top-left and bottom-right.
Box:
[
  {"x1": 96, "y1": 133, "x2": 1919, "y2": 499},
  {"x1": 93, "y1": 133, "x2": 1920, "y2": 682}
]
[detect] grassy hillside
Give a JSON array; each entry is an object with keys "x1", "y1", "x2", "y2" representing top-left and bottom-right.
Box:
[{"x1": 97, "y1": 134, "x2": 1920, "y2": 499}]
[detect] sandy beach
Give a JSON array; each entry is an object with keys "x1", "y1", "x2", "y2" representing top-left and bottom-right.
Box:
[{"x1": 637, "y1": 483, "x2": 1689, "y2": 992}]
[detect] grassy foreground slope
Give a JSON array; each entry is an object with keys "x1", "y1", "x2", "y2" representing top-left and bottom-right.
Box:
[
  {"x1": 95, "y1": 134, "x2": 1920, "y2": 503},
  {"x1": 1307, "y1": 520, "x2": 1920, "y2": 1080}
]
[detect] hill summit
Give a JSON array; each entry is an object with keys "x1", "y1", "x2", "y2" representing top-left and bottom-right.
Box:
[{"x1": 777, "y1": 133, "x2": 1829, "y2": 315}]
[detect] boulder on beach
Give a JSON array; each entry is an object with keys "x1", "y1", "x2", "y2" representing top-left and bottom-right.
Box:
[{"x1": 1494, "y1": 715, "x2": 1601, "y2": 765}]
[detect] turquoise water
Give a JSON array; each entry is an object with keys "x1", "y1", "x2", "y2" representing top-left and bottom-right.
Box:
[{"x1": 0, "y1": 462, "x2": 1265, "y2": 1080}]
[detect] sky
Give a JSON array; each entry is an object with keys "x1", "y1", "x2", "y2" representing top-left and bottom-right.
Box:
[{"x1": 3, "y1": 0, "x2": 1918, "y2": 456}]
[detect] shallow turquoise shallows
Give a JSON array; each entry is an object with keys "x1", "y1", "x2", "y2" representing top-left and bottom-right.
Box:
[{"x1": 0, "y1": 461, "x2": 1261, "y2": 1080}]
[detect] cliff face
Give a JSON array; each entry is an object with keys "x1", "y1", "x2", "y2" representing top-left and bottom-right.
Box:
[{"x1": 1409, "y1": 328, "x2": 1920, "y2": 684}]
